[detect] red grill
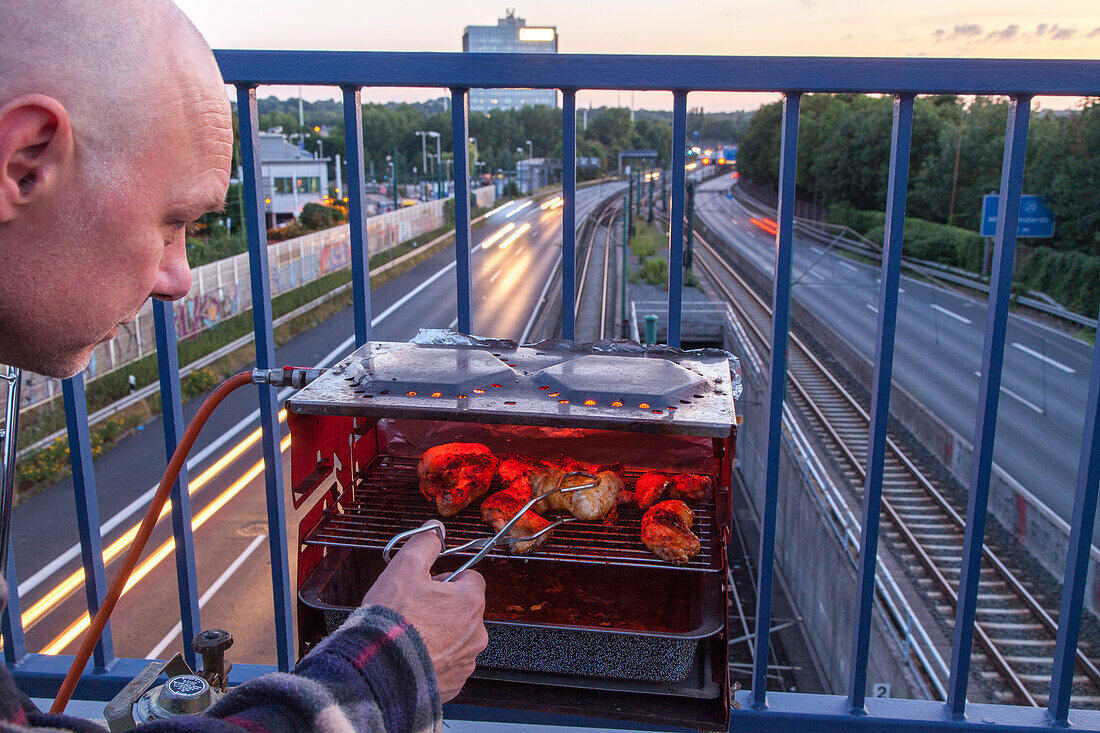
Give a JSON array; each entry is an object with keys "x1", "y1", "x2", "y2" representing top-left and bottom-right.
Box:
[{"x1": 287, "y1": 336, "x2": 739, "y2": 730}]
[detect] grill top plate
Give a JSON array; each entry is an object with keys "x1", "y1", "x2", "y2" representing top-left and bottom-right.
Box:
[{"x1": 288, "y1": 338, "x2": 737, "y2": 437}]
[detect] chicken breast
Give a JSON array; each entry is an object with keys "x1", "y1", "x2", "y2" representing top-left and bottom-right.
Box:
[
  {"x1": 417, "y1": 442, "x2": 498, "y2": 517},
  {"x1": 641, "y1": 499, "x2": 701, "y2": 564}
]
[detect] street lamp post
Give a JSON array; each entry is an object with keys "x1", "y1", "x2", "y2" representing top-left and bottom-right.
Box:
[
  {"x1": 415, "y1": 131, "x2": 430, "y2": 183},
  {"x1": 526, "y1": 139, "x2": 533, "y2": 160},
  {"x1": 469, "y1": 137, "x2": 478, "y2": 181}
]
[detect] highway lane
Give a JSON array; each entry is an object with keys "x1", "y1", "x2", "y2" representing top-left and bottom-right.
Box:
[
  {"x1": 694, "y1": 174, "x2": 1097, "y2": 546},
  {"x1": 12, "y1": 181, "x2": 624, "y2": 667}
]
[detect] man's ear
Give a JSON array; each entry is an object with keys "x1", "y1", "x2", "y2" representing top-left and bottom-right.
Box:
[{"x1": 0, "y1": 95, "x2": 73, "y2": 223}]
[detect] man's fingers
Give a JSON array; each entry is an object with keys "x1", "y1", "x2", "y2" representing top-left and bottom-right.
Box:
[
  {"x1": 448, "y1": 568, "x2": 486, "y2": 593},
  {"x1": 391, "y1": 527, "x2": 443, "y2": 575}
]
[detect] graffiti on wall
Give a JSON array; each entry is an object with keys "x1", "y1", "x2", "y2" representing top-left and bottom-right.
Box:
[{"x1": 174, "y1": 286, "x2": 240, "y2": 338}]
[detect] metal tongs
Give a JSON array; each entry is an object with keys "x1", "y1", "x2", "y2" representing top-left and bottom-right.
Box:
[{"x1": 383, "y1": 470, "x2": 599, "y2": 582}]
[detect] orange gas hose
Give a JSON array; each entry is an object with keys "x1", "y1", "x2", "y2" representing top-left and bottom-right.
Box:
[{"x1": 50, "y1": 371, "x2": 254, "y2": 713}]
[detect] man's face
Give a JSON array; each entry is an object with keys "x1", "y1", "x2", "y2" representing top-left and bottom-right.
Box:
[{"x1": 3, "y1": 91, "x2": 232, "y2": 378}]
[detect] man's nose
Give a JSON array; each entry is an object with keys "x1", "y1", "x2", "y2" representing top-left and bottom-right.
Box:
[{"x1": 151, "y1": 235, "x2": 193, "y2": 301}]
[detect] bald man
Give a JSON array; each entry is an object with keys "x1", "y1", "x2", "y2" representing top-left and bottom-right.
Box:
[{"x1": 0, "y1": 1, "x2": 485, "y2": 730}]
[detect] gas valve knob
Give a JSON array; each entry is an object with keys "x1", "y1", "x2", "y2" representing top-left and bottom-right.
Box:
[{"x1": 192, "y1": 629, "x2": 233, "y2": 690}]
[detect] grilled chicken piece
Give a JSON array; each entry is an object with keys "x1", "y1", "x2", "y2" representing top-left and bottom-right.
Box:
[
  {"x1": 531, "y1": 463, "x2": 622, "y2": 521},
  {"x1": 641, "y1": 500, "x2": 701, "y2": 564},
  {"x1": 669, "y1": 473, "x2": 713, "y2": 502},
  {"x1": 634, "y1": 472, "x2": 674, "y2": 509},
  {"x1": 481, "y1": 480, "x2": 553, "y2": 554},
  {"x1": 569, "y1": 469, "x2": 624, "y2": 521},
  {"x1": 417, "y1": 443, "x2": 498, "y2": 517},
  {"x1": 497, "y1": 454, "x2": 545, "y2": 486},
  {"x1": 634, "y1": 471, "x2": 713, "y2": 508}
]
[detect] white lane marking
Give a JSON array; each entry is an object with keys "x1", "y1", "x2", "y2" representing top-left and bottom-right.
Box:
[
  {"x1": 146, "y1": 534, "x2": 267, "y2": 659},
  {"x1": 972, "y1": 371, "x2": 1044, "y2": 414},
  {"x1": 447, "y1": 317, "x2": 459, "y2": 329},
  {"x1": 838, "y1": 261, "x2": 859, "y2": 272},
  {"x1": 930, "y1": 304, "x2": 972, "y2": 324},
  {"x1": 489, "y1": 269, "x2": 503, "y2": 283},
  {"x1": 1012, "y1": 342, "x2": 1076, "y2": 374},
  {"x1": 866, "y1": 304, "x2": 878, "y2": 314},
  {"x1": 810, "y1": 246, "x2": 824, "y2": 255},
  {"x1": 520, "y1": 251, "x2": 564, "y2": 344},
  {"x1": 21, "y1": 257, "x2": 460, "y2": 597}
]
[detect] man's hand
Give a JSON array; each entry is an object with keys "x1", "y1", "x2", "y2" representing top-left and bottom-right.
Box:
[{"x1": 362, "y1": 528, "x2": 488, "y2": 702}]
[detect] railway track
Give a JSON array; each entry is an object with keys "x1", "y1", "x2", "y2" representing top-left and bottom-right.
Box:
[
  {"x1": 574, "y1": 202, "x2": 621, "y2": 342},
  {"x1": 692, "y1": 230, "x2": 1100, "y2": 707}
]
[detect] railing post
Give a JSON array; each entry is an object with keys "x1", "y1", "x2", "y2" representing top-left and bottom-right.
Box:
[
  {"x1": 152, "y1": 299, "x2": 200, "y2": 669},
  {"x1": 946, "y1": 95, "x2": 1032, "y2": 715},
  {"x1": 561, "y1": 89, "x2": 577, "y2": 340},
  {"x1": 62, "y1": 376, "x2": 113, "y2": 669},
  {"x1": 236, "y1": 84, "x2": 295, "y2": 672},
  {"x1": 667, "y1": 91, "x2": 688, "y2": 348},
  {"x1": 1048, "y1": 305, "x2": 1100, "y2": 721},
  {"x1": 1, "y1": 544, "x2": 26, "y2": 666},
  {"x1": 341, "y1": 86, "x2": 373, "y2": 346},
  {"x1": 847, "y1": 94, "x2": 914, "y2": 712},
  {"x1": 752, "y1": 92, "x2": 801, "y2": 710},
  {"x1": 450, "y1": 88, "x2": 473, "y2": 334}
]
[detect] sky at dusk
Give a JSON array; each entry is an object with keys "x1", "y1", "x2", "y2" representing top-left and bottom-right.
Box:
[{"x1": 177, "y1": 0, "x2": 1099, "y2": 112}]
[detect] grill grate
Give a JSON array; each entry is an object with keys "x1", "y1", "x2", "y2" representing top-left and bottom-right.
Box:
[{"x1": 303, "y1": 455, "x2": 719, "y2": 572}]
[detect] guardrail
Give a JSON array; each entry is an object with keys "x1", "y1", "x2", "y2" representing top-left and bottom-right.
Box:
[{"x1": 2, "y1": 51, "x2": 1098, "y2": 732}]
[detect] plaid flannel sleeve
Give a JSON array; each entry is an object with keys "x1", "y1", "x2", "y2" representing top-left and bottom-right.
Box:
[{"x1": 133, "y1": 604, "x2": 442, "y2": 733}]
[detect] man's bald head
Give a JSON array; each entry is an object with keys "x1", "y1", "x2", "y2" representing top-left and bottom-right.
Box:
[
  {"x1": 1, "y1": 0, "x2": 226, "y2": 176},
  {"x1": 0, "y1": 0, "x2": 233, "y2": 377}
]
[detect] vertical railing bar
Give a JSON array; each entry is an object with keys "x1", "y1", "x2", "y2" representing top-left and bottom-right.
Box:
[
  {"x1": 61, "y1": 376, "x2": 113, "y2": 669},
  {"x1": 236, "y1": 84, "x2": 295, "y2": 672},
  {"x1": 450, "y1": 88, "x2": 473, "y2": 335},
  {"x1": 667, "y1": 91, "x2": 688, "y2": 348},
  {"x1": 1048, "y1": 306, "x2": 1100, "y2": 721},
  {"x1": 341, "y1": 86, "x2": 373, "y2": 346},
  {"x1": 152, "y1": 300, "x2": 200, "y2": 669},
  {"x1": 946, "y1": 95, "x2": 1032, "y2": 715},
  {"x1": 1, "y1": 542, "x2": 26, "y2": 666},
  {"x1": 561, "y1": 89, "x2": 578, "y2": 340},
  {"x1": 847, "y1": 94, "x2": 914, "y2": 712},
  {"x1": 752, "y1": 92, "x2": 801, "y2": 710}
]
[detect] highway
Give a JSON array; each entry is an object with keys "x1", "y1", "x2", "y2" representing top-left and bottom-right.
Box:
[
  {"x1": 11, "y1": 180, "x2": 624, "y2": 672},
  {"x1": 694, "y1": 173, "x2": 1096, "y2": 547}
]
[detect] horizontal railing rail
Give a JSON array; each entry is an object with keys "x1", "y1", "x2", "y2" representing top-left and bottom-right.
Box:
[{"x1": 2, "y1": 50, "x2": 1097, "y2": 732}]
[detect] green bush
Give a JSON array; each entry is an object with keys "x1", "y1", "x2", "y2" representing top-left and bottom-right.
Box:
[
  {"x1": 630, "y1": 257, "x2": 669, "y2": 288},
  {"x1": 1015, "y1": 247, "x2": 1100, "y2": 318},
  {"x1": 299, "y1": 203, "x2": 346, "y2": 230},
  {"x1": 181, "y1": 368, "x2": 219, "y2": 401},
  {"x1": 629, "y1": 222, "x2": 663, "y2": 262},
  {"x1": 830, "y1": 204, "x2": 984, "y2": 273}
]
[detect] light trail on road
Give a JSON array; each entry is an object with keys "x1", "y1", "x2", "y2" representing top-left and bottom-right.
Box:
[
  {"x1": 498, "y1": 223, "x2": 531, "y2": 249},
  {"x1": 21, "y1": 410, "x2": 287, "y2": 632},
  {"x1": 479, "y1": 223, "x2": 515, "y2": 249},
  {"x1": 42, "y1": 434, "x2": 292, "y2": 655}
]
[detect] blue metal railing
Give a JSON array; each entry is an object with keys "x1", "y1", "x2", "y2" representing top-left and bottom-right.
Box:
[{"x1": 0, "y1": 50, "x2": 1097, "y2": 731}]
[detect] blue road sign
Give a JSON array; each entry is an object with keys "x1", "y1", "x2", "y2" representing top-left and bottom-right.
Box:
[{"x1": 981, "y1": 194, "x2": 1055, "y2": 238}]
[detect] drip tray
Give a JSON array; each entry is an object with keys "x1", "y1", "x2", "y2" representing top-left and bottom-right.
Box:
[{"x1": 300, "y1": 546, "x2": 724, "y2": 687}]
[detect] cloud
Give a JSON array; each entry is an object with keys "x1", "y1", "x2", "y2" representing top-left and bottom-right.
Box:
[
  {"x1": 984, "y1": 24, "x2": 1020, "y2": 42},
  {"x1": 1089, "y1": 26, "x2": 1100, "y2": 38},
  {"x1": 936, "y1": 20, "x2": 1086, "y2": 44},
  {"x1": 933, "y1": 23, "x2": 982, "y2": 42}
]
